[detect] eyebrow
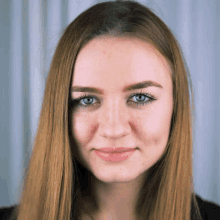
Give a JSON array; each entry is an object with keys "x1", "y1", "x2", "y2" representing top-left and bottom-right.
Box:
[{"x1": 71, "y1": 80, "x2": 163, "y2": 94}]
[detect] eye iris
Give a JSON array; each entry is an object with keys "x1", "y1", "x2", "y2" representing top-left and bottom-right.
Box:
[
  {"x1": 136, "y1": 95, "x2": 145, "y2": 101},
  {"x1": 83, "y1": 98, "x2": 93, "y2": 104}
]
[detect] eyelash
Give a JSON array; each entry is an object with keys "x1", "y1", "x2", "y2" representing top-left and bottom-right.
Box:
[{"x1": 70, "y1": 91, "x2": 156, "y2": 109}]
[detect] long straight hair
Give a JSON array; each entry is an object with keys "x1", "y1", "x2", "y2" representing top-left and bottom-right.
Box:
[{"x1": 12, "y1": 1, "x2": 202, "y2": 219}]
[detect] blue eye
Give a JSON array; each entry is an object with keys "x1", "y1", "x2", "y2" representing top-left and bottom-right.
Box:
[
  {"x1": 130, "y1": 93, "x2": 154, "y2": 107},
  {"x1": 70, "y1": 92, "x2": 156, "y2": 109}
]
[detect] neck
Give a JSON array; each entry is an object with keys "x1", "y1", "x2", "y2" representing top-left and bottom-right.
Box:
[{"x1": 80, "y1": 170, "x2": 147, "y2": 220}]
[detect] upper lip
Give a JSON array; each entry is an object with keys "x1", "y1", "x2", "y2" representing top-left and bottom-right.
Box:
[{"x1": 95, "y1": 147, "x2": 136, "y2": 153}]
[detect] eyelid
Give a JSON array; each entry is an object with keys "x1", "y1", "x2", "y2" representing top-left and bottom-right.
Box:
[
  {"x1": 72, "y1": 90, "x2": 155, "y2": 100},
  {"x1": 70, "y1": 90, "x2": 156, "y2": 109}
]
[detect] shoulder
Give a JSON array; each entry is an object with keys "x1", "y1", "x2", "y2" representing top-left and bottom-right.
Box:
[
  {"x1": 1, "y1": 196, "x2": 220, "y2": 220},
  {"x1": 0, "y1": 205, "x2": 17, "y2": 220},
  {"x1": 195, "y1": 194, "x2": 220, "y2": 220}
]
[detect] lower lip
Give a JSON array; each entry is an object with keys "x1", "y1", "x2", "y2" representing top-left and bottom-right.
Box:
[{"x1": 94, "y1": 150, "x2": 136, "y2": 162}]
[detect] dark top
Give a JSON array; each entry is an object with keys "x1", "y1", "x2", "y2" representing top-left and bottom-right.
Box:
[{"x1": 0, "y1": 194, "x2": 220, "y2": 220}]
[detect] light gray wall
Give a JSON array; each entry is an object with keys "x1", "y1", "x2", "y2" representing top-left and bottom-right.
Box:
[
  {"x1": 0, "y1": 0, "x2": 220, "y2": 208},
  {"x1": 0, "y1": 0, "x2": 12, "y2": 206}
]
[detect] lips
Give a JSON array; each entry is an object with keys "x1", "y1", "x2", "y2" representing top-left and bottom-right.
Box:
[{"x1": 95, "y1": 147, "x2": 136, "y2": 153}]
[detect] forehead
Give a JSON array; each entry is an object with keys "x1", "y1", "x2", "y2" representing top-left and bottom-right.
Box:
[{"x1": 72, "y1": 36, "x2": 171, "y2": 90}]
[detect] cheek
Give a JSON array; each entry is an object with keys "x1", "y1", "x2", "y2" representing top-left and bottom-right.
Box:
[
  {"x1": 71, "y1": 113, "x2": 94, "y2": 146},
  {"x1": 137, "y1": 107, "x2": 172, "y2": 146}
]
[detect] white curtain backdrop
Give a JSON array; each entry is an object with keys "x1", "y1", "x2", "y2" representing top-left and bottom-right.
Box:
[{"x1": 0, "y1": 0, "x2": 219, "y2": 207}]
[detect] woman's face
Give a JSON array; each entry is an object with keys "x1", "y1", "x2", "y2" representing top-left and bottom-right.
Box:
[{"x1": 70, "y1": 36, "x2": 173, "y2": 183}]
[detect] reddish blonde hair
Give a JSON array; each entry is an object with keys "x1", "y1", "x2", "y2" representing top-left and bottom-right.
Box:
[{"x1": 12, "y1": 1, "x2": 202, "y2": 219}]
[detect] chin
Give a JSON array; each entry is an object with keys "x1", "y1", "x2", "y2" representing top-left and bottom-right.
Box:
[{"x1": 92, "y1": 167, "x2": 146, "y2": 184}]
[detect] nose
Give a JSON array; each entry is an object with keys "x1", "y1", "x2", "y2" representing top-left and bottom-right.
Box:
[{"x1": 98, "y1": 99, "x2": 131, "y2": 139}]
